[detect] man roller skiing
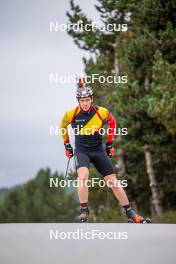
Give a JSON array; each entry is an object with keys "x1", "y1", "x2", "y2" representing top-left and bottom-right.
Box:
[{"x1": 60, "y1": 81, "x2": 151, "y2": 224}]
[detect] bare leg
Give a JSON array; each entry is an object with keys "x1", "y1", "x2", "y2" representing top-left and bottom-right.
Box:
[
  {"x1": 104, "y1": 174, "x2": 129, "y2": 206},
  {"x1": 76, "y1": 167, "x2": 89, "y2": 222},
  {"x1": 77, "y1": 167, "x2": 89, "y2": 203}
]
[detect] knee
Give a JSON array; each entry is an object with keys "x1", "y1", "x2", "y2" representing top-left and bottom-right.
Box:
[
  {"x1": 78, "y1": 174, "x2": 88, "y2": 182},
  {"x1": 104, "y1": 174, "x2": 120, "y2": 189},
  {"x1": 77, "y1": 167, "x2": 89, "y2": 181}
]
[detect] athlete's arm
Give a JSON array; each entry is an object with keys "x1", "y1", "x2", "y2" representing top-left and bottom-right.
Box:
[
  {"x1": 60, "y1": 112, "x2": 74, "y2": 158},
  {"x1": 98, "y1": 107, "x2": 116, "y2": 143},
  {"x1": 98, "y1": 107, "x2": 116, "y2": 158},
  {"x1": 105, "y1": 112, "x2": 116, "y2": 158},
  {"x1": 60, "y1": 112, "x2": 70, "y2": 143},
  {"x1": 106, "y1": 112, "x2": 116, "y2": 143}
]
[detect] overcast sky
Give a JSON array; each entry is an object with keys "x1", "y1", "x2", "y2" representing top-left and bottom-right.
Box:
[{"x1": 0, "y1": 0, "x2": 100, "y2": 188}]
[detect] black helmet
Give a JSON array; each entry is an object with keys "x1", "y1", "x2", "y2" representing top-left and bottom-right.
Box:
[{"x1": 76, "y1": 87, "x2": 93, "y2": 98}]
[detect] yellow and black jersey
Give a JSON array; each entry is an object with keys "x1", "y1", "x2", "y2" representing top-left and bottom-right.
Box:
[{"x1": 60, "y1": 105, "x2": 116, "y2": 150}]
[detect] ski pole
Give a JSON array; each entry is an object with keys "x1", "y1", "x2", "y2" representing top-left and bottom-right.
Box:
[
  {"x1": 65, "y1": 158, "x2": 70, "y2": 180},
  {"x1": 73, "y1": 156, "x2": 77, "y2": 172}
]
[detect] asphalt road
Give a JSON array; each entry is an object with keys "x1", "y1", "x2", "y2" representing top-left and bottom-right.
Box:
[{"x1": 0, "y1": 224, "x2": 175, "y2": 264}]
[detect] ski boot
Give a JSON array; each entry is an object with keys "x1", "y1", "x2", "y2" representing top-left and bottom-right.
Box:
[
  {"x1": 79, "y1": 207, "x2": 89, "y2": 223},
  {"x1": 128, "y1": 214, "x2": 152, "y2": 224}
]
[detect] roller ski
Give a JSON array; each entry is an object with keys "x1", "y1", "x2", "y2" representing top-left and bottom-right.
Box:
[
  {"x1": 123, "y1": 205, "x2": 152, "y2": 224},
  {"x1": 79, "y1": 207, "x2": 89, "y2": 223},
  {"x1": 128, "y1": 215, "x2": 152, "y2": 224}
]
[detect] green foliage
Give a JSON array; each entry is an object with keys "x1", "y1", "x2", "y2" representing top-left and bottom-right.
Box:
[
  {"x1": 0, "y1": 169, "x2": 77, "y2": 223},
  {"x1": 0, "y1": 188, "x2": 9, "y2": 200},
  {"x1": 66, "y1": 0, "x2": 176, "y2": 222},
  {"x1": 153, "y1": 210, "x2": 176, "y2": 224},
  {"x1": 1, "y1": 1, "x2": 175, "y2": 224},
  {"x1": 147, "y1": 51, "x2": 176, "y2": 133}
]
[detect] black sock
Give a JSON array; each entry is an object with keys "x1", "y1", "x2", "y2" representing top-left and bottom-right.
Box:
[
  {"x1": 122, "y1": 204, "x2": 136, "y2": 219},
  {"x1": 80, "y1": 203, "x2": 89, "y2": 215}
]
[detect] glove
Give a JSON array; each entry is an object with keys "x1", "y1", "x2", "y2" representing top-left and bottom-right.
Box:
[
  {"x1": 64, "y1": 143, "x2": 74, "y2": 158},
  {"x1": 106, "y1": 142, "x2": 115, "y2": 158}
]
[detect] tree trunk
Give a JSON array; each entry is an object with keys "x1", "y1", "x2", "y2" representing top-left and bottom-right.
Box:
[
  {"x1": 115, "y1": 136, "x2": 126, "y2": 178},
  {"x1": 112, "y1": 41, "x2": 126, "y2": 178},
  {"x1": 144, "y1": 144, "x2": 162, "y2": 217}
]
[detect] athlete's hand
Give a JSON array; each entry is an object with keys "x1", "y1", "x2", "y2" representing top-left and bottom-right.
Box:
[
  {"x1": 64, "y1": 143, "x2": 74, "y2": 158},
  {"x1": 106, "y1": 142, "x2": 115, "y2": 158}
]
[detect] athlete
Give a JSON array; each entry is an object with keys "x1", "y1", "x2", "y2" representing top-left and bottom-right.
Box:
[{"x1": 60, "y1": 83, "x2": 151, "y2": 223}]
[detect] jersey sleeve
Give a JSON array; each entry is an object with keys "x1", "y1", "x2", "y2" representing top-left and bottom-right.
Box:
[
  {"x1": 60, "y1": 106, "x2": 80, "y2": 144},
  {"x1": 99, "y1": 107, "x2": 116, "y2": 143},
  {"x1": 60, "y1": 111, "x2": 71, "y2": 143}
]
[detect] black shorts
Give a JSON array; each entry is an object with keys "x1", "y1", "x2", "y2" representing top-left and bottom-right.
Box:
[{"x1": 74, "y1": 148, "x2": 114, "y2": 177}]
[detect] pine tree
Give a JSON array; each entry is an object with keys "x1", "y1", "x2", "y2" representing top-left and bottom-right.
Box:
[{"x1": 66, "y1": 0, "x2": 176, "y2": 217}]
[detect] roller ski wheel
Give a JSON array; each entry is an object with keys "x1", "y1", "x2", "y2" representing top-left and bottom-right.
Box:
[{"x1": 128, "y1": 215, "x2": 152, "y2": 224}]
